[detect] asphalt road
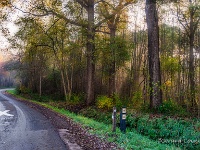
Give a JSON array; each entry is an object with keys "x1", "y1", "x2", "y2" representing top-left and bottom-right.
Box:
[{"x1": 0, "y1": 89, "x2": 67, "y2": 150}]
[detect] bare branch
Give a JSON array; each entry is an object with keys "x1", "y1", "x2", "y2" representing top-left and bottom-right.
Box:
[
  {"x1": 12, "y1": 5, "x2": 49, "y2": 17},
  {"x1": 45, "y1": 18, "x2": 60, "y2": 33},
  {"x1": 12, "y1": 3, "x2": 87, "y2": 28},
  {"x1": 47, "y1": 10, "x2": 87, "y2": 28}
]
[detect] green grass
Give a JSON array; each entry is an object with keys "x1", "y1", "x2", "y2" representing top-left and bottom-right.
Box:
[
  {"x1": 43, "y1": 107, "x2": 180, "y2": 150},
  {"x1": 6, "y1": 89, "x2": 16, "y2": 95},
  {"x1": 7, "y1": 89, "x2": 180, "y2": 150}
]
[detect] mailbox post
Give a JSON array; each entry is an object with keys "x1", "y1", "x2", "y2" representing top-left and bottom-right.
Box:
[{"x1": 120, "y1": 107, "x2": 126, "y2": 133}]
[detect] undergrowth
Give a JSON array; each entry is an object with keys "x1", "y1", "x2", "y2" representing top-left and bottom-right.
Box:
[
  {"x1": 7, "y1": 89, "x2": 200, "y2": 150},
  {"x1": 126, "y1": 114, "x2": 200, "y2": 150}
]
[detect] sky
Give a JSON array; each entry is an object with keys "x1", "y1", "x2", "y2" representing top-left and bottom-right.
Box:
[
  {"x1": 0, "y1": 3, "x2": 21, "y2": 62},
  {"x1": 0, "y1": 23, "x2": 18, "y2": 62},
  {"x1": 0, "y1": 51, "x2": 9, "y2": 62}
]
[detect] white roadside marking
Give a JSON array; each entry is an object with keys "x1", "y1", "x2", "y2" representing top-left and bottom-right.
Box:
[{"x1": 0, "y1": 110, "x2": 14, "y2": 117}]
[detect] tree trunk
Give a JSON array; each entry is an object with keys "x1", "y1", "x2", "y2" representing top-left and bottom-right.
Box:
[
  {"x1": 65, "y1": 64, "x2": 74, "y2": 101},
  {"x1": 189, "y1": 33, "x2": 195, "y2": 108},
  {"x1": 145, "y1": 0, "x2": 162, "y2": 109},
  {"x1": 86, "y1": 0, "x2": 95, "y2": 105},
  {"x1": 198, "y1": 52, "x2": 200, "y2": 118},
  {"x1": 189, "y1": 8, "x2": 196, "y2": 110},
  {"x1": 108, "y1": 27, "x2": 116, "y2": 96},
  {"x1": 61, "y1": 70, "x2": 68, "y2": 101},
  {"x1": 39, "y1": 72, "x2": 42, "y2": 97}
]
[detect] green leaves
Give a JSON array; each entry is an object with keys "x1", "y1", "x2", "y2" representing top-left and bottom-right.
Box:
[
  {"x1": 161, "y1": 56, "x2": 181, "y2": 74},
  {"x1": 96, "y1": 35, "x2": 131, "y2": 74},
  {"x1": 112, "y1": 36, "x2": 131, "y2": 67},
  {"x1": 126, "y1": 114, "x2": 200, "y2": 149}
]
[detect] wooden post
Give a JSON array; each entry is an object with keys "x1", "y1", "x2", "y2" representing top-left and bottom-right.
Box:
[{"x1": 112, "y1": 107, "x2": 117, "y2": 132}]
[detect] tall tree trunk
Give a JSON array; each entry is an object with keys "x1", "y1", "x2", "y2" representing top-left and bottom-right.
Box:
[
  {"x1": 189, "y1": 33, "x2": 195, "y2": 108},
  {"x1": 198, "y1": 51, "x2": 200, "y2": 118},
  {"x1": 189, "y1": 8, "x2": 196, "y2": 110},
  {"x1": 177, "y1": 0, "x2": 199, "y2": 112},
  {"x1": 108, "y1": 27, "x2": 116, "y2": 96},
  {"x1": 65, "y1": 65, "x2": 74, "y2": 101},
  {"x1": 61, "y1": 70, "x2": 68, "y2": 101},
  {"x1": 145, "y1": 0, "x2": 162, "y2": 109},
  {"x1": 177, "y1": 28, "x2": 182, "y2": 104},
  {"x1": 86, "y1": 0, "x2": 95, "y2": 105}
]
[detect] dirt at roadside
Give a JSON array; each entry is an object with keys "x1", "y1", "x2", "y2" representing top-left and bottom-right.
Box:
[{"x1": 5, "y1": 92, "x2": 120, "y2": 150}]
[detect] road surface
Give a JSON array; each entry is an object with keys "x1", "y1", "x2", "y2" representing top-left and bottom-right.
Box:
[{"x1": 0, "y1": 89, "x2": 67, "y2": 150}]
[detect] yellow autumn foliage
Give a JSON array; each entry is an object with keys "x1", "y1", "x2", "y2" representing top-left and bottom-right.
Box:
[
  {"x1": 96, "y1": 96, "x2": 114, "y2": 111},
  {"x1": 165, "y1": 80, "x2": 172, "y2": 87}
]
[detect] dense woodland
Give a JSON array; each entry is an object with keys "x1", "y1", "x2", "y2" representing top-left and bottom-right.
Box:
[
  {"x1": 1, "y1": 0, "x2": 200, "y2": 116},
  {"x1": 0, "y1": 61, "x2": 15, "y2": 88}
]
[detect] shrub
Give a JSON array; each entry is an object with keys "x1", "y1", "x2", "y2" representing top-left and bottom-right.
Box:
[
  {"x1": 158, "y1": 99, "x2": 187, "y2": 116},
  {"x1": 15, "y1": 85, "x2": 21, "y2": 95},
  {"x1": 126, "y1": 114, "x2": 200, "y2": 149},
  {"x1": 68, "y1": 94, "x2": 84, "y2": 105},
  {"x1": 79, "y1": 107, "x2": 112, "y2": 124},
  {"x1": 96, "y1": 95, "x2": 114, "y2": 111},
  {"x1": 113, "y1": 94, "x2": 123, "y2": 109},
  {"x1": 18, "y1": 85, "x2": 32, "y2": 94},
  {"x1": 131, "y1": 91, "x2": 143, "y2": 110}
]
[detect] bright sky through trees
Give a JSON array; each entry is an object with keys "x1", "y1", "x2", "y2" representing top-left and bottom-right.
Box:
[
  {"x1": 0, "y1": 0, "x2": 198, "y2": 62},
  {"x1": 0, "y1": 1, "x2": 179, "y2": 41},
  {"x1": 0, "y1": 1, "x2": 180, "y2": 49}
]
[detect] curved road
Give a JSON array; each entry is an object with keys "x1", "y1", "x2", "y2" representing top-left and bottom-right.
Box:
[{"x1": 0, "y1": 89, "x2": 67, "y2": 150}]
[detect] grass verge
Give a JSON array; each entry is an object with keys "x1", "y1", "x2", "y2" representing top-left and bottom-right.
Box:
[{"x1": 6, "y1": 89, "x2": 180, "y2": 150}]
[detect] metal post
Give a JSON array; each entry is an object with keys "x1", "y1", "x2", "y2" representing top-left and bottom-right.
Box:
[
  {"x1": 120, "y1": 107, "x2": 126, "y2": 133},
  {"x1": 112, "y1": 107, "x2": 117, "y2": 132}
]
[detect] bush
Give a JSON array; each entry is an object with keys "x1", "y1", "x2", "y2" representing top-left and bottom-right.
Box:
[
  {"x1": 113, "y1": 94, "x2": 123, "y2": 109},
  {"x1": 79, "y1": 107, "x2": 112, "y2": 124},
  {"x1": 96, "y1": 95, "x2": 114, "y2": 111},
  {"x1": 68, "y1": 94, "x2": 84, "y2": 105},
  {"x1": 158, "y1": 99, "x2": 187, "y2": 116},
  {"x1": 15, "y1": 86, "x2": 21, "y2": 95},
  {"x1": 96, "y1": 94, "x2": 127, "y2": 112},
  {"x1": 131, "y1": 91, "x2": 143, "y2": 110},
  {"x1": 16, "y1": 85, "x2": 32, "y2": 94}
]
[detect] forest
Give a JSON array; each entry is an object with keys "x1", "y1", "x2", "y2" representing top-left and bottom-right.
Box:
[
  {"x1": 0, "y1": 0, "x2": 200, "y2": 113},
  {"x1": 1, "y1": 0, "x2": 200, "y2": 149},
  {"x1": 0, "y1": 60, "x2": 15, "y2": 88}
]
